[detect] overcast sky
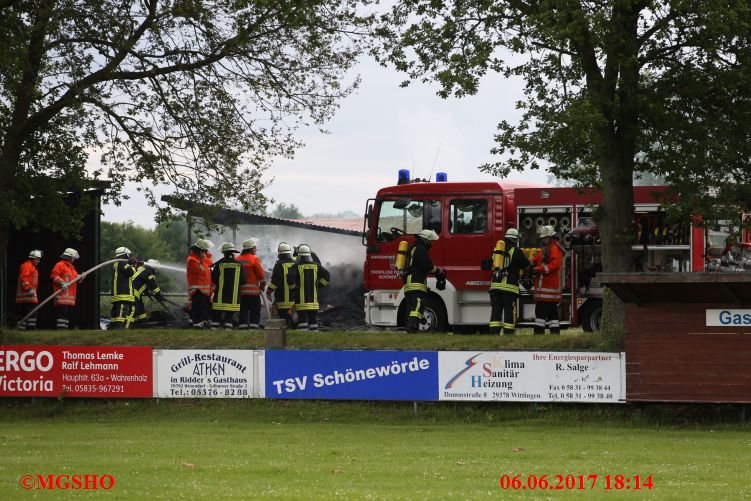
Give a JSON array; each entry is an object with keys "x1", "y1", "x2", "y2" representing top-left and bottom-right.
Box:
[{"x1": 102, "y1": 56, "x2": 551, "y2": 228}]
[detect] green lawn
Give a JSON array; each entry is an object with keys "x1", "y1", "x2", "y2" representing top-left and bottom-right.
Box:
[
  {"x1": 1, "y1": 327, "x2": 599, "y2": 351},
  {"x1": 0, "y1": 400, "x2": 749, "y2": 499}
]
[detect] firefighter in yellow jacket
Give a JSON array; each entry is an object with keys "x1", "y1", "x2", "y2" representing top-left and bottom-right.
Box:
[
  {"x1": 286, "y1": 244, "x2": 330, "y2": 331},
  {"x1": 211, "y1": 242, "x2": 247, "y2": 330},
  {"x1": 110, "y1": 247, "x2": 136, "y2": 330},
  {"x1": 403, "y1": 229, "x2": 444, "y2": 333},
  {"x1": 489, "y1": 228, "x2": 530, "y2": 335},
  {"x1": 267, "y1": 242, "x2": 297, "y2": 327}
]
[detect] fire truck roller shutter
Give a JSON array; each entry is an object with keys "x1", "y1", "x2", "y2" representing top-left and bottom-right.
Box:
[{"x1": 523, "y1": 216, "x2": 534, "y2": 230}]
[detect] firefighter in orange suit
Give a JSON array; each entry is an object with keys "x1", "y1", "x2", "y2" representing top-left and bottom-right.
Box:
[
  {"x1": 16, "y1": 250, "x2": 42, "y2": 330},
  {"x1": 237, "y1": 238, "x2": 266, "y2": 329},
  {"x1": 187, "y1": 239, "x2": 214, "y2": 329},
  {"x1": 50, "y1": 248, "x2": 80, "y2": 329},
  {"x1": 530, "y1": 225, "x2": 565, "y2": 335}
]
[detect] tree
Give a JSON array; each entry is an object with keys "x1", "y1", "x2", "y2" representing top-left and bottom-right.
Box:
[
  {"x1": 376, "y1": 0, "x2": 751, "y2": 342},
  {"x1": 0, "y1": 0, "x2": 369, "y2": 279},
  {"x1": 271, "y1": 202, "x2": 304, "y2": 219}
]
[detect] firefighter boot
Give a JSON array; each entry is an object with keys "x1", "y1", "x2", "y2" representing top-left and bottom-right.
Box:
[
  {"x1": 503, "y1": 328, "x2": 516, "y2": 336},
  {"x1": 406, "y1": 316, "x2": 420, "y2": 333}
]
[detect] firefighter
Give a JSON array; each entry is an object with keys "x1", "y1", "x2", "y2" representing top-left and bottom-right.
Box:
[
  {"x1": 110, "y1": 247, "x2": 137, "y2": 330},
  {"x1": 404, "y1": 229, "x2": 444, "y2": 333},
  {"x1": 16, "y1": 250, "x2": 42, "y2": 330},
  {"x1": 187, "y1": 239, "x2": 214, "y2": 329},
  {"x1": 489, "y1": 228, "x2": 530, "y2": 335},
  {"x1": 130, "y1": 259, "x2": 164, "y2": 325},
  {"x1": 267, "y1": 242, "x2": 297, "y2": 328},
  {"x1": 211, "y1": 242, "x2": 247, "y2": 330},
  {"x1": 50, "y1": 248, "x2": 80, "y2": 329},
  {"x1": 237, "y1": 238, "x2": 266, "y2": 329},
  {"x1": 287, "y1": 244, "x2": 330, "y2": 331},
  {"x1": 530, "y1": 225, "x2": 565, "y2": 335}
]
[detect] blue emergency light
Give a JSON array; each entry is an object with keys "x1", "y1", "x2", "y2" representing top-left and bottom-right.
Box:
[
  {"x1": 397, "y1": 169, "x2": 411, "y2": 185},
  {"x1": 436, "y1": 172, "x2": 448, "y2": 182}
]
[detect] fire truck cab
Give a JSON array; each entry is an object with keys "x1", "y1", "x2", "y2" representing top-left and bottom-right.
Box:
[{"x1": 362, "y1": 174, "x2": 536, "y2": 331}]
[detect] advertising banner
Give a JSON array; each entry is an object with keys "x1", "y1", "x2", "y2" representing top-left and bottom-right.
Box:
[
  {"x1": 439, "y1": 351, "x2": 625, "y2": 403},
  {"x1": 0, "y1": 345, "x2": 152, "y2": 398},
  {"x1": 265, "y1": 350, "x2": 438, "y2": 400},
  {"x1": 154, "y1": 350, "x2": 264, "y2": 398}
]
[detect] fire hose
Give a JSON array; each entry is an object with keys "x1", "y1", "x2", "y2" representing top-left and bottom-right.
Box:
[{"x1": 19, "y1": 258, "x2": 128, "y2": 325}]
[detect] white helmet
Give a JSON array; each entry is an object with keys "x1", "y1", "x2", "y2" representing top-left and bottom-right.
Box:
[
  {"x1": 504, "y1": 228, "x2": 519, "y2": 240},
  {"x1": 28, "y1": 250, "x2": 42, "y2": 259},
  {"x1": 144, "y1": 259, "x2": 160, "y2": 269},
  {"x1": 61, "y1": 248, "x2": 79, "y2": 260},
  {"x1": 115, "y1": 246, "x2": 131, "y2": 257},
  {"x1": 538, "y1": 225, "x2": 556, "y2": 238},
  {"x1": 220, "y1": 242, "x2": 239, "y2": 254},
  {"x1": 277, "y1": 242, "x2": 292, "y2": 255},
  {"x1": 195, "y1": 239, "x2": 214, "y2": 251},
  {"x1": 417, "y1": 229, "x2": 439, "y2": 242},
  {"x1": 297, "y1": 244, "x2": 312, "y2": 256},
  {"x1": 242, "y1": 238, "x2": 258, "y2": 250}
]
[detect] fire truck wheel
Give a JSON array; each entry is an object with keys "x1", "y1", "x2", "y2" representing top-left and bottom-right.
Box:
[
  {"x1": 419, "y1": 296, "x2": 448, "y2": 332},
  {"x1": 580, "y1": 300, "x2": 602, "y2": 333}
]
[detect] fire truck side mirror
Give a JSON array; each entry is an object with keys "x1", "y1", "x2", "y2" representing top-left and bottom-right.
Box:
[{"x1": 480, "y1": 258, "x2": 492, "y2": 270}]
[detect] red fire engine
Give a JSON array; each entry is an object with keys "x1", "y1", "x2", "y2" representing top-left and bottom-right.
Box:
[{"x1": 363, "y1": 171, "x2": 747, "y2": 332}]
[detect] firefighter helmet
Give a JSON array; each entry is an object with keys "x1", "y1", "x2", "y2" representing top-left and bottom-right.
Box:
[
  {"x1": 28, "y1": 250, "x2": 42, "y2": 259},
  {"x1": 417, "y1": 229, "x2": 439, "y2": 242},
  {"x1": 538, "y1": 225, "x2": 556, "y2": 238},
  {"x1": 115, "y1": 246, "x2": 131, "y2": 257},
  {"x1": 504, "y1": 228, "x2": 519, "y2": 240},
  {"x1": 144, "y1": 259, "x2": 160, "y2": 270},
  {"x1": 195, "y1": 239, "x2": 214, "y2": 251},
  {"x1": 297, "y1": 244, "x2": 312, "y2": 256},
  {"x1": 242, "y1": 238, "x2": 258, "y2": 250},
  {"x1": 220, "y1": 242, "x2": 239, "y2": 254},
  {"x1": 277, "y1": 242, "x2": 292, "y2": 255},
  {"x1": 61, "y1": 248, "x2": 79, "y2": 260}
]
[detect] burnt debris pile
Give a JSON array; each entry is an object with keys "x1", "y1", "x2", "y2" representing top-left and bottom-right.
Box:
[{"x1": 317, "y1": 262, "x2": 366, "y2": 329}]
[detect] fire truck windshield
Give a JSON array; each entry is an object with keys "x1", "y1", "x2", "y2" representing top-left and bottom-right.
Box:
[{"x1": 374, "y1": 199, "x2": 442, "y2": 242}]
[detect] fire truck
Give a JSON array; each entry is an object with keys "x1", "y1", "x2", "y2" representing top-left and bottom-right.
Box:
[{"x1": 362, "y1": 171, "x2": 744, "y2": 332}]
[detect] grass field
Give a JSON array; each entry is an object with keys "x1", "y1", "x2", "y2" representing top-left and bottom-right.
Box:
[
  {"x1": 1, "y1": 327, "x2": 599, "y2": 351},
  {"x1": 1, "y1": 399, "x2": 749, "y2": 500}
]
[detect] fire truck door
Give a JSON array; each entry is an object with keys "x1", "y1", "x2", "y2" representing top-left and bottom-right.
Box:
[{"x1": 442, "y1": 198, "x2": 493, "y2": 291}]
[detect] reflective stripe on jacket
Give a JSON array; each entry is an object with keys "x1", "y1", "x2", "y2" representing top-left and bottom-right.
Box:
[
  {"x1": 112, "y1": 261, "x2": 136, "y2": 302},
  {"x1": 287, "y1": 261, "x2": 330, "y2": 311},
  {"x1": 268, "y1": 257, "x2": 297, "y2": 309},
  {"x1": 211, "y1": 257, "x2": 246, "y2": 312},
  {"x1": 404, "y1": 240, "x2": 437, "y2": 293},
  {"x1": 531, "y1": 240, "x2": 565, "y2": 302},
  {"x1": 187, "y1": 251, "x2": 212, "y2": 296},
  {"x1": 237, "y1": 252, "x2": 266, "y2": 296},
  {"x1": 489, "y1": 245, "x2": 531, "y2": 295},
  {"x1": 50, "y1": 259, "x2": 79, "y2": 306},
  {"x1": 16, "y1": 260, "x2": 39, "y2": 304}
]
